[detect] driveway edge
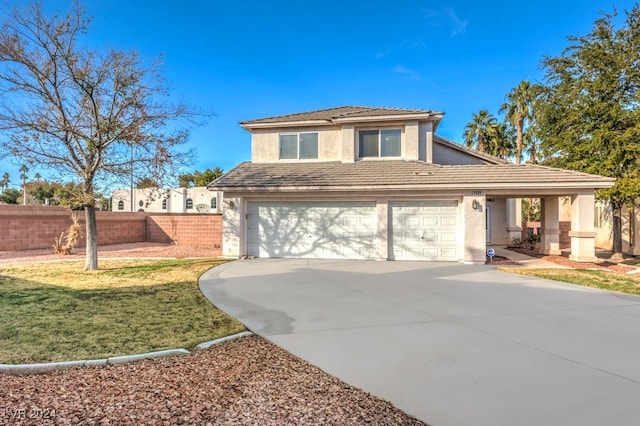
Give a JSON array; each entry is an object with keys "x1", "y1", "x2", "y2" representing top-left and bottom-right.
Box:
[{"x1": 0, "y1": 331, "x2": 253, "y2": 375}]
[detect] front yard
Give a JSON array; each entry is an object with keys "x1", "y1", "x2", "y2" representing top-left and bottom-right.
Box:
[
  {"x1": 0, "y1": 259, "x2": 245, "y2": 364},
  {"x1": 501, "y1": 267, "x2": 640, "y2": 295}
]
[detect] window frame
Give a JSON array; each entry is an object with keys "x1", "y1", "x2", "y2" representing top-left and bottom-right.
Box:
[
  {"x1": 357, "y1": 128, "x2": 402, "y2": 159},
  {"x1": 278, "y1": 132, "x2": 319, "y2": 160}
]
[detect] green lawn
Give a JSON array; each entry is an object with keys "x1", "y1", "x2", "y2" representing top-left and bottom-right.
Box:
[
  {"x1": 0, "y1": 259, "x2": 245, "y2": 364},
  {"x1": 500, "y1": 267, "x2": 640, "y2": 295}
]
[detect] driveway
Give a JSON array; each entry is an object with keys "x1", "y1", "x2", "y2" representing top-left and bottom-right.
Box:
[{"x1": 199, "y1": 259, "x2": 640, "y2": 426}]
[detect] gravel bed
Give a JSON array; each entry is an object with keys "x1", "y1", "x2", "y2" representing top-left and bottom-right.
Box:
[{"x1": 1, "y1": 336, "x2": 426, "y2": 425}]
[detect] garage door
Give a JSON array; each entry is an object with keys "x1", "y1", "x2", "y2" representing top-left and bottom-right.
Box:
[
  {"x1": 247, "y1": 202, "x2": 376, "y2": 259},
  {"x1": 389, "y1": 201, "x2": 459, "y2": 261}
]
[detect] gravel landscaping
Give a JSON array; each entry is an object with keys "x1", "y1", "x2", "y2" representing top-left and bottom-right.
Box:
[{"x1": 1, "y1": 336, "x2": 426, "y2": 425}]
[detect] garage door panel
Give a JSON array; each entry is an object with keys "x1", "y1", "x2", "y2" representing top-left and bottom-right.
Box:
[
  {"x1": 390, "y1": 201, "x2": 459, "y2": 261},
  {"x1": 247, "y1": 202, "x2": 376, "y2": 259}
]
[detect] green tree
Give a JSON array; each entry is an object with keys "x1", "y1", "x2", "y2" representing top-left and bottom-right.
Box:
[
  {"x1": 178, "y1": 167, "x2": 224, "y2": 187},
  {"x1": 53, "y1": 182, "x2": 84, "y2": 210},
  {"x1": 27, "y1": 180, "x2": 56, "y2": 204},
  {"x1": 0, "y1": 187, "x2": 20, "y2": 204},
  {"x1": 0, "y1": 3, "x2": 201, "y2": 270},
  {"x1": 537, "y1": 5, "x2": 640, "y2": 255},
  {"x1": 463, "y1": 110, "x2": 497, "y2": 153},
  {"x1": 500, "y1": 81, "x2": 539, "y2": 164}
]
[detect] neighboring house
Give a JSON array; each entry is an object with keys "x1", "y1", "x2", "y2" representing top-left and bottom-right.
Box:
[
  {"x1": 209, "y1": 105, "x2": 614, "y2": 263},
  {"x1": 112, "y1": 187, "x2": 222, "y2": 214}
]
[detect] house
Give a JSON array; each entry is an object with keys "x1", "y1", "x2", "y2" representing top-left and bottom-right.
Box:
[
  {"x1": 111, "y1": 187, "x2": 223, "y2": 214},
  {"x1": 209, "y1": 106, "x2": 615, "y2": 263}
]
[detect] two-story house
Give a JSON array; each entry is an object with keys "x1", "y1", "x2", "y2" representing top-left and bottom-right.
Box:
[{"x1": 209, "y1": 106, "x2": 614, "y2": 263}]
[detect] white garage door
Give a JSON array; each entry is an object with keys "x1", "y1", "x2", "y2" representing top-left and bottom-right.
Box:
[
  {"x1": 389, "y1": 201, "x2": 459, "y2": 261},
  {"x1": 247, "y1": 202, "x2": 376, "y2": 259}
]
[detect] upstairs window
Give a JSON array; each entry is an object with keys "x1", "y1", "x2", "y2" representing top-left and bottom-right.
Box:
[
  {"x1": 162, "y1": 199, "x2": 167, "y2": 210},
  {"x1": 279, "y1": 132, "x2": 318, "y2": 160},
  {"x1": 211, "y1": 197, "x2": 217, "y2": 209},
  {"x1": 359, "y1": 129, "x2": 401, "y2": 158},
  {"x1": 117, "y1": 200, "x2": 124, "y2": 210},
  {"x1": 186, "y1": 198, "x2": 193, "y2": 209}
]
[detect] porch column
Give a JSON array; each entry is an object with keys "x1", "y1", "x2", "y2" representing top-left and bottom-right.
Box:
[
  {"x1": 462, "y1": 193, "x2": 486, "y2": 264},
  {"x1": 506, "y1": 198, "x2": 523, "y2": 242},
  {"x1": 540, "y1": 197, "x2": 561, "y2": 255},
  {"x1": 222, "y1": 196, "x2": 243, "y2": 258},
  {"x1": 569, "y1": 191, "x2": 597, "y2": 262},
  {"x1": 375, "y1": 199, "x2": 389, "y2": 260}
]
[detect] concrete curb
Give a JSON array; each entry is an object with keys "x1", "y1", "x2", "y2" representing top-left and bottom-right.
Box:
[
  {"x1": 0, "y1": 331, "x2": 253, "y2": 375},
  {"x1": 195, "y1": 331, "x2": 253, "y2": 349}
]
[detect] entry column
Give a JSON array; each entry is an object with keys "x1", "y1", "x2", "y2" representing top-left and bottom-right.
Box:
[
  {"x1": 570, "y1": 191, "x2": 597, "y2": 262},
  {"x1": 541, "y1": 197, "x2": 561, "y2": 255},
  {"x1": 506, "y1": 198, "x2": 523, "y2": 242}
]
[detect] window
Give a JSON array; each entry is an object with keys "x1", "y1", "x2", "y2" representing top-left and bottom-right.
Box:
[
  {"x1": 279, "y1": 132, "x2": 318, "y2": 160},
  {"x1": 117, "y1": 200, "x2": 124, "y2": 210},
  {"x1": 138, "y1": 200, "x2": 144, "y2": 207},
  {"x1": 162, "y1": 199, "x2": 167, "y2": 210},
  {"x1": 186, "y1": 198, "x2": 193, "y2": 209},
  {"x1": 211, "y1": 197, "x2": 217, "y2": 209},
  {"x1": 358, "y1": 129, "x2": 401, "y2": 158}
]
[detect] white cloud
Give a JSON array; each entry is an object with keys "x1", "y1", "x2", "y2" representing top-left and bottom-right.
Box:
[
  {"x1": 392, "y1": 65, "x2": 419, "y2": 78},
  {"x1": 423, "y1": 7, "x2": 468, "y2": 37},
  {"x1": 443, "y1": 7, "x2": 468, "y2": 37}
]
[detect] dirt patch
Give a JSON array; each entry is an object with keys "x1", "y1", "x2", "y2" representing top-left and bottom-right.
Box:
[
  {"x1": 507, "y1": 247, "x2": 636, "y2": 274},
  {"x1": 0, "y1": 242, "x2": 220, "y2": 265}
]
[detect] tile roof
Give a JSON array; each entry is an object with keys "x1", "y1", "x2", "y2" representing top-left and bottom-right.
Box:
[
  {"x1": 241, "y1": 105, "x2": 442, "y2": 125},
  {"x1": 209, "y1": 160, "x2": 615, "y2": 191},
  {"x1": 433, "y1": 135, "x2": 508, "y2": 164}
]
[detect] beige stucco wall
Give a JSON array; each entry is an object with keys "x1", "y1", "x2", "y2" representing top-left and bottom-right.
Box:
[
  {"x1": 112, "y1": 187, "x2": 222, "y2": 214},
  {"x1": 251, "y1": 126, "x2": 342, "y2": 163},
  {"x1": 433, "y1": 144, "x2": 488, "y2": 165},
  {"x1": 250, "y1": 120, "x2": 435, "y2": 164}
]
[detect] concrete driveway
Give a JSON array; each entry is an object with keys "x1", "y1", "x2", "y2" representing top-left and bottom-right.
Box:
[{"x1": 199, "y1": 259, "x2": 640, "y2": 426}]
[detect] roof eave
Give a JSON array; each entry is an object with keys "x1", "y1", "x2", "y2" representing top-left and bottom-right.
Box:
[
  {"x1": 240, "y1": 119, "x2": 332, "y2": 130},
  {"x1": 212, "y1": 180, "x2": 615, "y2": 193},
  {"x1": 331, "y1": 112, "x2": 443, "y2": 124}
]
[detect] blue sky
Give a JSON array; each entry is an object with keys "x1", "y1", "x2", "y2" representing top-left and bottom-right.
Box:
[{"x1": 0, "y1": 0, "x2": 637, "y2": 188}]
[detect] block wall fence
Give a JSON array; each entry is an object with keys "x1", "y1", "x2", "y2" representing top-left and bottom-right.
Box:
[{"x1": 0, "y1": 205, "x2": 222, "y2": 254}]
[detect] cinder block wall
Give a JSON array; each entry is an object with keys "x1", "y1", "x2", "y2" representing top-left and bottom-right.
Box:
[
  {"x1": 0, "y1": 205, "x2": 222, "y2": 253},
  {"x1": 147, "y1": 214, "x2": 222, "y2": 253}
]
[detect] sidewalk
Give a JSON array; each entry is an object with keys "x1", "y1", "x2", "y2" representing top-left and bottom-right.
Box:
[{"x1": 492, "y1": 246, "x2": 571, "y2": 269}]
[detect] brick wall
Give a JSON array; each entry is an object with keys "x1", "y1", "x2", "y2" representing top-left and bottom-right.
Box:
[
  {"x1": 147, "y1": 214, "x2": 222, "y2": 253},
  {"x1": 0, "y1": 205, "x2": 222, "y2": 253}
]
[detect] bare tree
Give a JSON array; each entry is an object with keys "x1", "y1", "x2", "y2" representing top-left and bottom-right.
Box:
[{"x1": 0, "y1": 2, "x2": 201, "y2": 270}]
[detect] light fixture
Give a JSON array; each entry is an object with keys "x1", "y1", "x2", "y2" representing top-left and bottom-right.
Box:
[{"x1": 472, "y1": 199, "x2": 478, "y2": 210}]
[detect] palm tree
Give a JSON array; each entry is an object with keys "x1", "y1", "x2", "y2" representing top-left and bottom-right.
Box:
[
  {"x1": 34, "y1": 172, "x2": 41, "y2": 182},
  {"x1": 19, "y1": 164, "x2": 28, "y2": 205},
  {"x1": 0, "y1": 172, "x2": 8, "y2": 193},
  {"x1": 499, "y1": 80, "x2": 538, "y2": 164},
  {"x1": 463, "y1": 110, "x2": 497, "y2": 153},
  {"x1": 486, "y1": 122, "x2": 516, "y2": 159}
]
